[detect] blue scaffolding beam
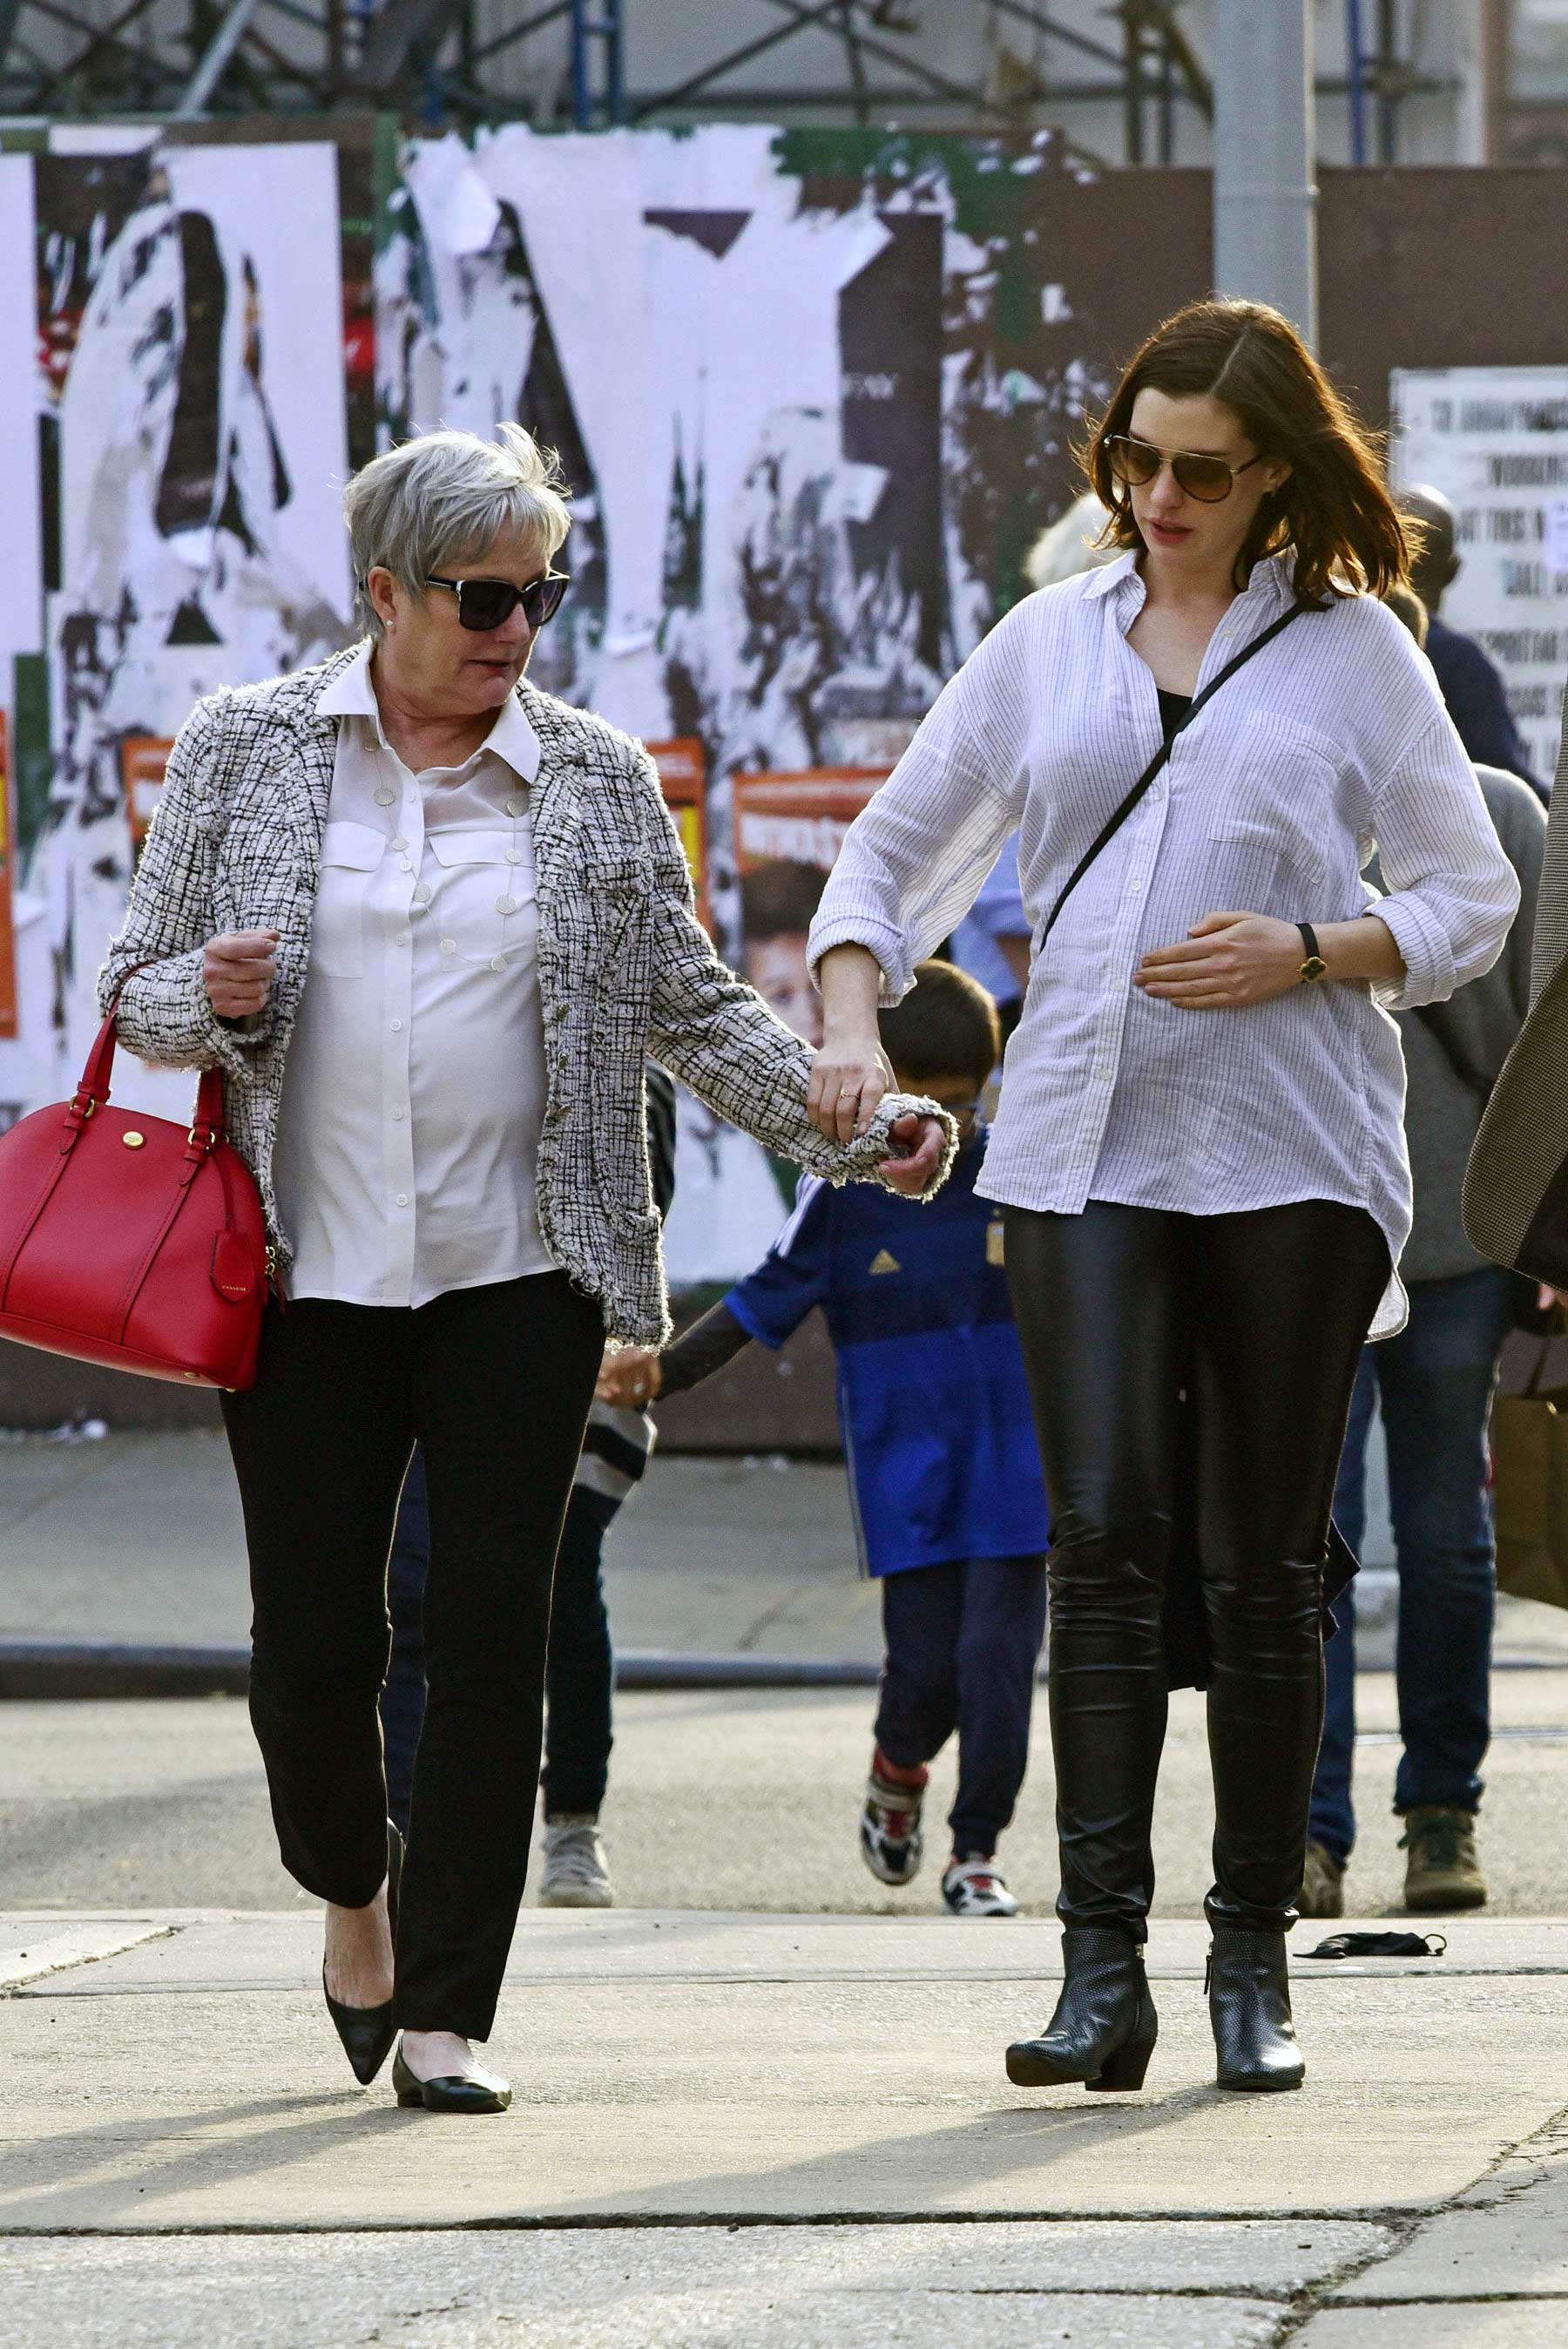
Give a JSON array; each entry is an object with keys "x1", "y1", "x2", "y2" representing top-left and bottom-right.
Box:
[{"x1": 571, "y1": 0, "x2": 624, "y2": 126}]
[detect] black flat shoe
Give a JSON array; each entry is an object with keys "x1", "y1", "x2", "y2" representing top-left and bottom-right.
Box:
[
  {"x1": 1005, "y1": 1925, "x2": 1158, "y2": 2092},
  {"x1": 392, "y1": 2039, "x2": 511, "y2": 2115},
  {"x1": 323, "y1": 1819, "x2": 403, "y2": 2087},
  {"x1": 1207, "y1": 1924, "x2": 1305, "y2": 2093}
]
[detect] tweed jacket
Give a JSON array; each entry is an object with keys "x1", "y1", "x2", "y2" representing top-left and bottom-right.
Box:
[
  {"x1": 1464, "y1": 677, "x2": 1568, "y2": 1284},
  {"x1": 98, "y1": 648, "x2": 956, "y2": 1344}
]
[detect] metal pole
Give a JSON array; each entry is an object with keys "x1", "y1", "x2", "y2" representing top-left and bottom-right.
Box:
[
  {"x1": 174, "y1": 0, "x2": 260, "y2": 113},
  {"x1": 1211, "y1": 0, "x2": 1318, "y2": 347},
  {"x1": 1346, "y1": 0, "x2": 1368, "y2": 165}
]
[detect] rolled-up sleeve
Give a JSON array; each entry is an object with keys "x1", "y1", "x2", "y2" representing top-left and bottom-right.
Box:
[
  {"x1": 808, "y1": 620, "x2": 1029, "y2": 1004},
  {"x1": 1369, "y1": 714, "x2": 1521, "y2": 1012}
]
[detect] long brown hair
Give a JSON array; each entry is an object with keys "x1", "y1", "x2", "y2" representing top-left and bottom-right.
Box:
[{"x1": 1085, "y1": 300, "x2": 1409, "y2": 604}]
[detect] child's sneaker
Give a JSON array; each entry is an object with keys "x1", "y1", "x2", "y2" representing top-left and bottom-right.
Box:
[
  {"x1": 540, "y1": 1817, "x2": 614, "y2": 1907},
  {"x1": 860, "y1": 1759, "x2": 927, "y2": 1885},
  {"x1": 942, "y1": 1858, "x2": 1019, "y2": 1917}
]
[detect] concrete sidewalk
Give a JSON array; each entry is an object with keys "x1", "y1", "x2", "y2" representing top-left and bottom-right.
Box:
[{"x1": 3, "y1": 1908, "x2": 1568, "y2": 2343}]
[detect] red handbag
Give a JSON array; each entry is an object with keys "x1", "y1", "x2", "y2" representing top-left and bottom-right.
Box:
[{"x1": 0, "y1": 1004, "x2": 271, "y2": 1391}]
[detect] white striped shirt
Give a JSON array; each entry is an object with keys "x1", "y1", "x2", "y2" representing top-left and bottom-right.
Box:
[{"x1": 808, "y1": 552, "x2": 1520, "y2": 1337}]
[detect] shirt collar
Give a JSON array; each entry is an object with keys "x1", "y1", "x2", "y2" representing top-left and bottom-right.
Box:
[
  {"x1": 1086, "y1": 546, "x2": 1294, "y2": 612},
  {"x1": 314, "y1": 640, "x2": 543, "y2": 784}
]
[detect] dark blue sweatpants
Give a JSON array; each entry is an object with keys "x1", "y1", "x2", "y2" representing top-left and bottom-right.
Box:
[
  {"x1": 381, "y1": 1449, "x2": 616, "y2": 1839},
  {"x1": 873, "y1": 1554, "x2": 1048, "y2": 1859}
]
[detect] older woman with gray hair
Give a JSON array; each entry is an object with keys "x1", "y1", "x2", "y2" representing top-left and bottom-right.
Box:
[{"x1": 101, "y1": 423, "x2": 952, "y2": 2116}]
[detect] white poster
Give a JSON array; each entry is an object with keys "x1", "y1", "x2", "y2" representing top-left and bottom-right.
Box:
[
  {"x1": 1391, "y1": 365, "x2": 1568, "y2": 786},
  {"x1": 37, "y1": 139, "x2": 355, "y2": 1117}
]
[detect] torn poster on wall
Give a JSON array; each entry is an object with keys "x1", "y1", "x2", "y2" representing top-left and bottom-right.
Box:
[
  {"x1": 2, "y1": 123, "x2": 1091, "y2": 1285},
  {"x1": 17, "y1": 137, "x2": 355, "y2": 1126},
  {"x1": 379, "y1": 123, "x2": 1083, "y2": 1280}
]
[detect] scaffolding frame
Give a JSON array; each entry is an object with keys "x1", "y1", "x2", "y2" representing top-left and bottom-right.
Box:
[{"x1": 0, "y1": 0, "x2": 1456, "y2": 159}]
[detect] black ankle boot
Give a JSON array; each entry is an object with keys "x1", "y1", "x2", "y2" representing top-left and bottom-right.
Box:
[
  {"x1": 1006, "y1": 1926, "x2": 1157, "y2": 2092},
  {"x1": 1206, "y1": 1925, "x2": 1304, "y2": 2093}
]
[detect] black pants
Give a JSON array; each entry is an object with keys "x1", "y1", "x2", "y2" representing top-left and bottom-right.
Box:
[
  {"x1": 874, "y1": 1555, "x2": 1048, "y2": 1858},
  {"x1": 1004, "y1": 1199, "x2": 1389, "y2": 1939},
  {"x1": 382, "y1": 1461, "x2": 617, "y2": 1835},
  {"x1": 221, "y1": 1272, "x2": 604, "y2": 2039}
]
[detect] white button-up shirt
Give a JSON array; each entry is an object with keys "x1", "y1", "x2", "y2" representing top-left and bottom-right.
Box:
[
  {"x1": 272, "y1": 644, "x2": 556, "y2": 1308},
  {"x1": 808, "y1": 552, "x2": 1521, "y2": 1337}
]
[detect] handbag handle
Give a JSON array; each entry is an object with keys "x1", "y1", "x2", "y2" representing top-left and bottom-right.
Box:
[
  {"x1": 70, "y1": 970, "x2": 225, "y2": 1147},
  {"x1": 1038, "y1": 597, "x2": 1317, "y2": 949}
]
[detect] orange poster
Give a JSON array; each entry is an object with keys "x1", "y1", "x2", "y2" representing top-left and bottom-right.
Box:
[
  {"x1": 646, "y1": 737, "x2": 710, "y2": 931},
  {"x1": 121, "y1": 735, "x2": 174, "y2": 846},
  {"x1": 730, "y1": 767, "x2": 888, "y2": 1048},
  {"x1": 0, "y1": 714, "x2": 16, "y2": 1039}
]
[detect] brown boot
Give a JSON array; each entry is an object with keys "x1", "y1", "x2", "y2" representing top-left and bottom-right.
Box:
[
  {"x1": 1300, "y1": 1838, "x2": 1346, "y2": 1919},
  {"x1": 1400, "y1": 1807, "x2": 1487, "y2": 1913}
]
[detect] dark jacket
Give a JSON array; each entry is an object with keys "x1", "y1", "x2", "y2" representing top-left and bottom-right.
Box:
[
  {"x1": 1427, "y1": 614, "x2": 1541, "y2": 799},
  {"x1": 1394, "y1": 767, "x2": 1544, "y2": 1282}
]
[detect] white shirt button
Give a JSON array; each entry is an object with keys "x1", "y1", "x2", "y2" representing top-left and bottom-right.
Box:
[
  {"x1": 374, "y1": 786, "x2": 395, "y2": 807},
  {"x1": 413, "y1": 883, "x2": 432, "y2": 905},
  {"x1": 392, "y1": 1108, "x2": 405, "y2": 1122},
  {"x1": 506, "y1": 795, "x2": 524, "y2": 816},
  {"x1": 1095, "y1": 1064, "x2": 1113, "y2": 1080},
  {"x1": 395, "y1": 1192, "x2": 409, "y2": 1207},
  {"x1": 491, "y1": 955, "x2": 509, "y2": 972},
  {"x1": 506, "y1": 850, "x2": 522, "y2": 866},
  {"x1": 391, "y1": 836, "x2": 408, "y2": 852},
  {"x1": 497, "y1": 895, "x2": 517, "y2": 915},
  {"x1": 396, "y1": 933, "x2": 410, "y2": 947},
  {"x1": 440, "y1": 938, "x2": 457, "y2": 957},
  {"x1": 390, "y1": 1019, "x2": 403, "y2": 1032}
]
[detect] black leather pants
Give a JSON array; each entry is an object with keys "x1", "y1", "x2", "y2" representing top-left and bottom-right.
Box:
[{"x1": 1004, "y1": 1199, "x2": 1389, "y2": 1939}]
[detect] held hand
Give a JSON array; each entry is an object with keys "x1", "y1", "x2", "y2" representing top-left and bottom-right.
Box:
[
  {"x1": 596, "y1": 1346, "x2": 664, "y2": 1407},
  {"x1": 204, "y1": 930, "x2": 279, "y2": 1020},
  {"x1": 808, "y1": 1032, "x2": 895, "y2": 1142},
  {"x1": 1135, "y1": 911, "x2": 1304, "y2": 1011},
  {"x1": 878, "y1": 1113, "x2": 947, "y2": 1196}
]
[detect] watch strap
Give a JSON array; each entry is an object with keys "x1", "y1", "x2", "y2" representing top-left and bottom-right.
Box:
[{"x1": 1297, "y1": 922, "x2": 1328, "y2": 984}]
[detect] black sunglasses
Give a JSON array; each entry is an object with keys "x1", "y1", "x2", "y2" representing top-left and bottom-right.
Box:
[
  {"x1": 1105, "y1": 434, "x2": 1266, "y2": 505},
  {"x1": 423, "y1": 571, "x2": 570, "y2": 632}
]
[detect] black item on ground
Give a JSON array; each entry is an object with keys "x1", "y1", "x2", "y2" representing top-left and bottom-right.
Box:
[
  {"x1": 1004, "y1": 1926, "x2": 1159, "y2": 2093},
  {"x1": 222, "y1": 1269, "x2": 605, "y2": 2041},
  {"x1": 1206, "y1": 1925, "x2": 1305, "y2": 2092},
  {"x1": 1303, "y1": 1931, "x2": 1448, "y2": 1960},
  {"x1": 1004, "y1": 1196, "x2": 1389, "y2": 1940}
]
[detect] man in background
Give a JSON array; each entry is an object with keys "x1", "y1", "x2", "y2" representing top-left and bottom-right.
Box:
[
  {"x1": 1402, "y1": 484, "x2": 1541, "y2": 797},
  {"x1": 1303, "y1": 583, "x2": 1547, "y2": 1919}
]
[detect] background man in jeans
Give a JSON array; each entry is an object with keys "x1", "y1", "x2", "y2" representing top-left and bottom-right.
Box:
[{"x1": 1304, "y1": 613, "x2": 1546, "y2": 1913}]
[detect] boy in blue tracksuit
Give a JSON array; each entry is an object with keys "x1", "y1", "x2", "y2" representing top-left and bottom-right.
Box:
[{"x1": 602, "y1": 961, "x2": 1051, "y2": 1915}]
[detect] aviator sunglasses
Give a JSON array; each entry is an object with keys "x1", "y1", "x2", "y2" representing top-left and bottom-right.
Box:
[
  {"x1": 1105, "y1": 434, "x2": 1266, "y2": 505},
  {"x1": 422, "y1": 570, "x2": 570, "y2": 632}
]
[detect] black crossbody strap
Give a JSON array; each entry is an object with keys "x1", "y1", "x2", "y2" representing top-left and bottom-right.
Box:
[{"x1": 1038, "y1": 597, "x2": 1315, "y2": 948}]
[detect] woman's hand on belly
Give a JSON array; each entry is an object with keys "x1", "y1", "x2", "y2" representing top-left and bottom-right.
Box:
[{"x1": 1134, "y1": 910, "x2": 1304, "y2": 1010}]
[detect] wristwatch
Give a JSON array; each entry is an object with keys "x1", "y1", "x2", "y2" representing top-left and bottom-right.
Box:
[{"x1": 1297, "y1": 922, "x2": 1328, "y2": 985}]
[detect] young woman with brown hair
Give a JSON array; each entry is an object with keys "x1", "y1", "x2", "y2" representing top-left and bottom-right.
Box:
[{"x1": 806, "y1": 300, "x2": 1518, "y2": 2095}]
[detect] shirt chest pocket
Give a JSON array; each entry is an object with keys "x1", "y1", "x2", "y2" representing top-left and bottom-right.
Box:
[
  {"x1": 1206, "y1": 722, "x2": 1342, "y2": 898},
  {"x1": 425, "y1": 827, "x2": 537, "y2": 971},
  {"x1": 310, "y1": 820, "x2": 384, "y2": 979}
]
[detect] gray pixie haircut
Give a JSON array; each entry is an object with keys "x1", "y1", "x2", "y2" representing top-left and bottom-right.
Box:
[{"x1": 343, "y1": 422, "x2": 572, "y2": 640}]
